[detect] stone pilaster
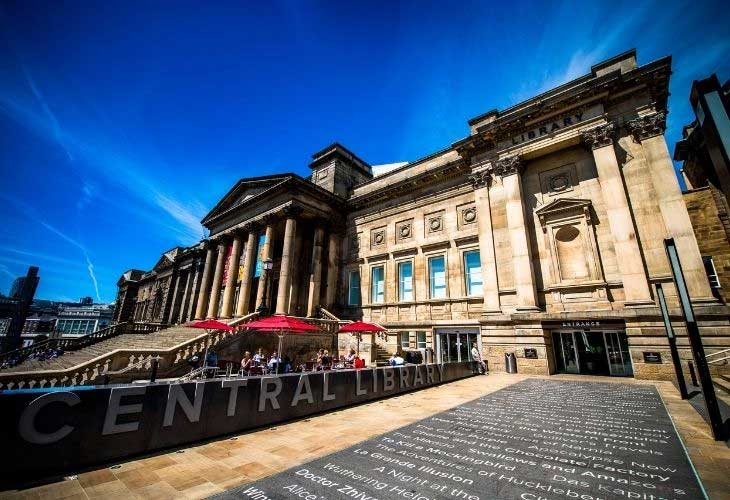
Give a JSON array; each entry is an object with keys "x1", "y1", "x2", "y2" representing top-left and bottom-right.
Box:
[
  {"x1": 627, "y1": 112, "x2": 715, "y2": 301},
  {"x1": 469, "y1": 168, "x2": 501, "y2": 313},
  {"x1": 307, "y1": 225, "x2": 325, "y2": 316},
  {"x1": 255, "y1": 218, "x2": 275, "y2": 311},
  {"x1": 206, "y1": 238, "x2": 229, "y2": 318},
  {"x1": 583, "y1": 123, "x2": 653, "y2": 305},
  {"x1": 496, "y1": 155, "x2": 540, "y2": 311},
  {"x1": 194, "y1": 244, "x2": 215, "y2": 320},
  {"x1": 236, "y1": 223, "x2": 259, "y2": 316},
  {"x1": 275, "y1": 206, "x2": 301, "y2": 315},
  {"x1": 220, "y1": 232, "x2": 243, "y2": 318},
  {"x1": 325, "y1": 231, "x2": 340, "y2": 309}
]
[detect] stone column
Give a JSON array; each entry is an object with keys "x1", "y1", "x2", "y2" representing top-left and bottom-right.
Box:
[
  {"x1": 168, "y1": 272, "x2": 183, "y2": 323},
  {"x1": 255, "y1": 220, "x2": 275, "y2": 310},
  {"x1": 583, "y1": 123, "x2": 653, "y2": 305},
  {"x1": 325, "y1": 232, "x2": 340, "y2": 308},
  {"x1": 177, "y1": 270, "x2": 192, "y2": 323},
  {"x1": 236, "y1": 224, "x2": 259, "y2": 316},
  {"x1": 497, "y1": 156, "x2": 539, "y2": 311},
  {"x1": 194, "y1": 244, "x2": 216, "y2": 320},
  {"x1": 275, "y1": 206, "x2": 301, "y2": 315},
  {"x1": 220, "y1": 232, "x2": 243, "y2": 318},
  {"x1": 187, "y1": 260, "x2": 202, "y2": 322},
  {"x1": 627, "y1": 112, "x2": 715, "y2": 301},
  {"x1": 206, "y1": 238, "x2": 229, "y2": 318},
  {"x1": 288, "y1": 231, "x2": 305, "y2": 315},
  {"x1": 469, "y1": 169, "x2": 501, "y2": 313},
  {"x1": 307, "y1": 225, "x2": 325, "y2": 316}
]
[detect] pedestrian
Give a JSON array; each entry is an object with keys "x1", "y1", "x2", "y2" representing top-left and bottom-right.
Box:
[{"x1": 471, "y1": 342, "x2": 488, "y2": 375}]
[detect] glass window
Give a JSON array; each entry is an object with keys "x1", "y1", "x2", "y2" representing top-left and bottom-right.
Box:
[
  {"x1": 703, "y1": 256, "x2": 721, "y2": 288},
  {"x1": 429, "y1": 256, "x2": 447, "y2": 298},
  {"x1": 464, "y1": 250, "x2": 483, "y2": 296},
  {"x1": 416, "y1": 331, "x2": 427, "y2": 349},
  {"x1": 399, "y1": 332, "x2": 410, "y2": 349},
  {"x1": 348, "y1": 270, "x2": 361, "y2": 305},
  {"x1": 371, "y1": 266, "x2": 385, "y2": 303},
  {"x1": 398, "y1": 261, "x2": 413, "y2": 301}
]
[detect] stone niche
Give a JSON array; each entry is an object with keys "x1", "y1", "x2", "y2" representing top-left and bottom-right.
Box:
[{"x1": 535, "y1": 198, "x2": 608, "y2": 309}]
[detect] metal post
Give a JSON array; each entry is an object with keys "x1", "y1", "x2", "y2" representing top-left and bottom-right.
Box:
[
  {"x1": 656, "y1": 283, "x2": 688, "y2": 399},
  {"x1": 665, "y1": 238, "x2": 725, "y2": 440},
  {"x1": 150, "y1": 357, "x2": 159, "y2": 383}
]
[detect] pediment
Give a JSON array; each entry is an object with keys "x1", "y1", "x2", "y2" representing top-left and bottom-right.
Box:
[
  {"x1": 535, "y1": 198, "x2": 593, "y2": 228},
  {"x1": 202, "y1": 176, "x2": 291, "y2": 225},
  {"x1": 152, "y1": 254, "x2": 175, "y2": 272}
]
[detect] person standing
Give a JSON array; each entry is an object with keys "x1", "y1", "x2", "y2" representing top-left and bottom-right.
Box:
[{"x1": 471, "y1": 342, "x2": 487, "y2": 375}]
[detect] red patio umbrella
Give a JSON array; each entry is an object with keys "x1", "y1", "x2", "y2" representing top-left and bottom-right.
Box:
[
  {"x1": 244, "y1": 315, "x2": 318, "y2": 373},
  {"x1": 186, "y1": 319, "x2": 235, "y2": 370},
  {"x1": 337, "y1": 321, "x2": 387, "y2": 356}
]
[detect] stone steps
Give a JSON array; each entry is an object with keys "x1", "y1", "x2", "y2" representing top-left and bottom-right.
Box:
[
  {"x1": 712, "y1": 375, "x2": 730, "y2": 395},
  {"x1": 2, "y1": 327, "x2": 207, "y2": 373}
]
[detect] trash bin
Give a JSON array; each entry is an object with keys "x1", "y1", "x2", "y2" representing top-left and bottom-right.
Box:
[{"x1": 505, "y1": 352, "x2": 518, "y2": 373}]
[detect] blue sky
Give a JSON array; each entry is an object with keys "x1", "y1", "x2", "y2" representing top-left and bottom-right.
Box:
[{"x1": 0, "y1": 0, "x2": 728, "y2": 302}]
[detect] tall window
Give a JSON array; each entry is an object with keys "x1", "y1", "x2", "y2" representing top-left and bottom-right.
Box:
[
  {"x1": 398, "y1": 261, "x2": 413, "y2": 301},
  {"x1": 429, "y1": 256, "x2": 447, "y2": 298},
  {"x1": 703, "y1": 256, "x2": 721, "y2": 288},
  {"x1": 416, "y1": 331, "x2": 427, "y2": 349},
  {"x1": 348, "y1": 270, "x2": 361, "y2": 305},
  {"x1": 464, "y1": 250, "x2": 483, "y2": 296},
  {"x1": 371, "y1": 266, "x2": 385, "y2": 303},
  {"x1": 399, "y1": 332, "x2": 410, "y2": 349}
]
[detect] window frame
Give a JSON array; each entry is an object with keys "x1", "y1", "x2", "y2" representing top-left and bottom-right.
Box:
[
  {"x1": 397, "y1": 259, "x2": 414, "y2": 302},
  {"x1": 348, "y1": 269, "x2": 361, "y2": 306},
  {"x1": 463, "y1": 249, "x2": 483, "y2": 297},
  {"x1": 371, "y1": 265, "x2": 386, "y2": 304},
  {"x1": 399, "y1": 331, "x2": 410, "y2": 349},
  {"x1": 416, "y1": 331, "x2": 427, "y2": 349},
  {"x1": 703, "y1": 256, "x2": 721, "y2": 289},
  {"x1": 428, "y1": 254, "x2": 448, "y2": 299}
]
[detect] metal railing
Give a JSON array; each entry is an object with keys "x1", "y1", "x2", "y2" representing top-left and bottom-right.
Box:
[
  {"x1": 0, "y1": 321, "x2": 165, "y2": 369},
  {"x1": 707, "y1": 348, "x2": 730, "y2": 365}
]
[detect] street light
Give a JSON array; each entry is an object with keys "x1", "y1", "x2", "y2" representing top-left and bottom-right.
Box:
[{"x1": 257, "y1": 258, "x2": 274, "y2": 317}]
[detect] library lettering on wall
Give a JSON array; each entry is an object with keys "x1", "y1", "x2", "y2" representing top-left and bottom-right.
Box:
[{"x1": 115, "y1": 50, "x2": 730, "y2": 381}]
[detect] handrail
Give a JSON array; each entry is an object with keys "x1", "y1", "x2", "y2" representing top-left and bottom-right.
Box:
[
  {"x1": 707, "y1": 348, "x2": 730, "y2": 358},
  {"x1": 708, "y1": 356, "x2": 729, "y2": 365}
]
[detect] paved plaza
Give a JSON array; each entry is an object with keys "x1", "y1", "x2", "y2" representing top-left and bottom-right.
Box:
[{"x1": 2, "y1": 374, "x2": 729, "y2": 500}]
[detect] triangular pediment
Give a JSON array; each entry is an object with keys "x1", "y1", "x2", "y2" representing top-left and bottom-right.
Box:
[
  {"x1": 201, "y1": 175, "x2": 292, "y2": 225},
  {"x1": 535, "y1": 197, "x2": 592, "y2": 216}
]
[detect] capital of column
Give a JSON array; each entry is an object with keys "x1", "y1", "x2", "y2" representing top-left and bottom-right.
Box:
[
  {"x1": 214, "y1": 234, "x2": 232, "y2": 246},
  {"x1": 581, "y1": 122, "x2": 616, "y2": 150},
  {"x1": 626, "y1": 111, "x2": 666, "y2": 142},
  {"x1": 494, "y1": 155, "x2": 524, "y2": 178},
  {"x1": 468, "y1": 169, "x2": 492, "y2": 189},
  {"x1": 242, "y1": 221, "x2": 260, "y2": 234},
  {"x1": 282, "y1": 204, "x2": 304, "y2": 219}
]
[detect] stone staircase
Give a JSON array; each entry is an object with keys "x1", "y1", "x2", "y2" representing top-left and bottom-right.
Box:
[
  {"x1": 1, "y1": 326, "x2": 202, "y2": 374},
  {"x1": 713, "y1": 374, "x2": 730, "y2": 397},
  {"x1": 374, "y1": 345, "x2": 391, "y2": 366}
]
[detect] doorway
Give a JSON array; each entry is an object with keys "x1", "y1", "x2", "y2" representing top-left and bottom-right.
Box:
[
  {"x1": 552, "y1": 330, "x2": 632, "y2": 377},
  {"x1": 435, "y1": 329, "x2": 480, "y2": 363}
]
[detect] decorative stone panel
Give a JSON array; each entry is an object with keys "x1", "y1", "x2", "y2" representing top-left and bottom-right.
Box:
[
  {"x1": 425, "y1": 211, "x2": 445, "y2": 235},
  {"x1": 395, "y1": 219, "x2": 414, "y2": 243},
  {"x1": 457, "y1": 203, "x2": 477, "y2": 229},
  {"x1": 370, "y1": 227, "x2": 386, "y2": 249},
  {"x1": 539, "y1": 163, "x2": 579, "y2": 201}
]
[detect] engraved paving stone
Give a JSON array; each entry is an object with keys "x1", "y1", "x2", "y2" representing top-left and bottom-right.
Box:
[{"x1": 214, "y1": 379, "x2": 706, "y2": 500}]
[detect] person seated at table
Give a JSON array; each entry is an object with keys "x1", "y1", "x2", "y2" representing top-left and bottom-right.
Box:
[
  {"x1": 315, "y1": 349, "x2": 324, "y2": 365},
  {"x1": 253, "y1": 347, "x2": 265, "y2": 366},
  {"x1": 344, "y1": 349, "x2": 356, "y2": 364},
  {"x1": 389, "y1": 352, "x2": 405, "y2": 366},
  {"x1": 282, "y1": 356, "x2": 293, "y2": 373},
  {"x1": 267, "y1": 350, "x2": 282, "y2": 371},
  {"x1": 205, "y1": 350, "x2": 219, "y2": 368},
  {"x1": 240, "y1": 351, "x2": 252, "y2": 374},
  {"x1": 321, "y1": 349, "x2": 332, "y2": 367}
]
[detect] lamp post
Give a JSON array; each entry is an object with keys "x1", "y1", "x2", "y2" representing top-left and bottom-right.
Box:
[{"x1": 257, "y1": 258, "x2": 274, "y2": 317}]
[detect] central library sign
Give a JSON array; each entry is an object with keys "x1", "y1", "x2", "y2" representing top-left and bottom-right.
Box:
[{"x1": 0, "y1": 363, "x2": 475, "y2": 481}]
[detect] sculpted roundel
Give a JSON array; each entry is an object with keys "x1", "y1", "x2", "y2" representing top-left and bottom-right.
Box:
[
  {"x1": 430, "y1": 217, "x2": 442, "y2": 232},
  {"x1": 549, "y1": 174, "x2": 570, "y2": 193},
  {"x1": 400, "y1": 224, "x2": 411, "y2": 238},
  {"x1": 463, "y1": 207, "x2": 477, "y2": 223}
]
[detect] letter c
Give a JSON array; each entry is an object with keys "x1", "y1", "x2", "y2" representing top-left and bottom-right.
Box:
[
  {"x1": 520, "y1": 494, "x2": 536, "y2": 500},
  {"x1": 18, "y1": 392, "x2": 80, "y2": 444}
]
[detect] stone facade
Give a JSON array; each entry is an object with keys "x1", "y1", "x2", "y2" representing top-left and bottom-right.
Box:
[{"x1": 115, "y1": 50, "x2": 730, "y2": 381}]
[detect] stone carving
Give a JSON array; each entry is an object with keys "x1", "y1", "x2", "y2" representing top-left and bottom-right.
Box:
[
  {"x1": 396, "y1": 220, "x2": 413, "y2": 242},
  {"x1": 283, "y1": 204, "x2": 304, "y2": 218},
  {"x1": 548, "y1": 174, "x2": 571, "y2": 193},
  {"x1": 242, "y1": 221, "x2": 260, "y2": 233},
  {"x1": 493, "y1": 155, "x2": 524, "y2": 177},
  {"x1": 371, "y1": 228, "x2": 385, "y2": 247},
  {"x1": 428, "y1": 215, "x2": 443, "y2": 233},
  {"x1": 462, "y1": 207, "x2": 477, "y2": 225},
  {"x1": 581, "y1": 122, "x2": 616, "y2": 150},
  {"x1": 468, "y1": 170, "x2": 492, "y2": 189},
  {"x1": 626, "y1": 111, "x2": 666, "y2": 142}
]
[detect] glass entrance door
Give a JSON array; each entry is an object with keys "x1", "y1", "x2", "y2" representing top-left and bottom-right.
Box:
[
  {"x1": 552, "y1": 330, "x2": 632, "y2": 377},
  {"x1": 437, "y1": 330, "x2": 479, "y2": 363},
  {"x1": 553, "y1": 332, "x2": 579, "y2": 373},
  {"x1": 604, "y1": 331, "x2": 633, "y2": 376}
]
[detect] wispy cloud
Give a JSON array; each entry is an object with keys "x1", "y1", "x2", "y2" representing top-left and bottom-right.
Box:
[{"x1": 0, "y1": 264, "x2": 15, "y2": 280}]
